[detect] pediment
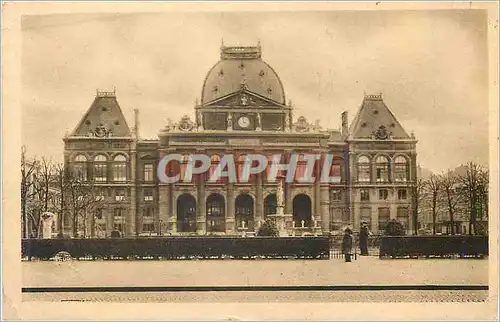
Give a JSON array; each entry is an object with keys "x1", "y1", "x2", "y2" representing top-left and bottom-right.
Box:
[{"x1": 203, "y1": 90, "x2": 284, "y2": 108}]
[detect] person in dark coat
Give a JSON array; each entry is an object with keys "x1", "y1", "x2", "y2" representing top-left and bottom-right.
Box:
[
  {"x1": 359, "y1": 223, "x2": 370, "y2": 256},
  {"x1": 341, "y1": 228, "x2": 353, "y2": 262}
]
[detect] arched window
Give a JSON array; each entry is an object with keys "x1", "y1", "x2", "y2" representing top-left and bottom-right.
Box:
[
  {"x1": 236, "y1": 155, "x2": 246, "y2": 183},
  {"x1": 295, "y1": 153, "x2": 307, "y2": 183},
  {"x1": 206, "y1": 193, "x2": 225, "y2": 232},
  {"x1": 330, "y1": 158, "x2": 344, "y2": 183},
  {"x1": 394, "y1": 156, "x2": 409, "y2": 182},
  {"x1": 264, "y1": 194, "x2": 277, "y2": 217},
  {"x1": 93, "y1": 155, "x2": 107, "y2": 182},
  {"x1": 266, "y1": 154, "x2": 286, "y2": 182},
  {"x1": 179, "y1": 155, "x2": 191, "y2": 183},
  {"x1": 112, "y1": 155, "x2": 127, "y2": 182},
  {"x1": 74, "y1": 155, "x2": 87, "y2": 162},
  {"x1": 73, "y1": 155, "x2": 87, "y2": 181},
  {"x1": 208, "y1": 155, "x2": 223, "y2": 183},
  {"x1": 375, "y1": 156, "x2": 390, "y2": 183},
  {"x1": 357, "y1": 156, "x2": 371, "y2": 182}
]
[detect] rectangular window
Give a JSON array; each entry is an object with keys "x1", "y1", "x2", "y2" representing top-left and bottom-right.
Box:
[
  {"x1": 378, "y1": 207, "x2": 390, "y2": 231},
  {"x1": 143, "y1": 164, "x2": 154, "y2": 182},
  {"x1": 114, "y1": 208, "x2": 123, "y2": 218},
  {"x1": 95, "y1": 208, "x2": 104, "y2": 220},
  {"x1": 95, "y1": 189, "x2": 106, "y2": 201},
  {"x1": 357, "y1": 164, "x2": 371, "y2": 182},
  {"x1": 394, "y1": 164, "x2": 408, "y2": 182},
  {"x1": 379, "y1": 189, "x2": 389, "y2": 200},
  {"x1": 115, "y1": 189, "x2": 126, "y2": 201},
  {"x1": 360, "y1": 207, "x2": 371, "y2": 230},
  {"x1": 143, "y1": 207, "x2": 154, "y2": 218},
  {"x1": 360, "y1": 189, "x2": 370, "y2": 201},
  {"x1": 144, "y1": 189, "x2": 154, "y2": 201},
  {"x1": 332, "y1": 189, "x2": 342, "y2": 201},
  {"x1": 397, "y1": 207, "x2": 409, "y2": 229},
  {"x1": 376, "y1": 166, "x2": 389, "y2": 182},
  {"x1": 398, "y1": 189, "x2": 407, "y2": 200},
  {"x1": 73, "y1": 164, "x2": 87, "y2": 181},
  {"x1": 94, "y1": 164, "x2": 107, "y2": 182},
  {"x1": 113, "y1": 163, "x2": 127, "y2": 182},
  {"x1": 142, "y1": 223, "x2": 154, "y2": 232}
]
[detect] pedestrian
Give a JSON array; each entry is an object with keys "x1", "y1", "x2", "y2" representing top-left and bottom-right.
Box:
[
  {"x1": 359, "y1": 223, "x2": 370, "y2": 256},
  {"x1": 342, "y1": 228, "x2": 353, "y2": 262}
]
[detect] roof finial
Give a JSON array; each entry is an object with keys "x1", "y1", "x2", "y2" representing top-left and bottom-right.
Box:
[
  {"x1": 257, "y1": 38, "x2": 261, "y2": 48},
  {"x1": 221, "y1": 38, "x2": 225, "y2": 48}
]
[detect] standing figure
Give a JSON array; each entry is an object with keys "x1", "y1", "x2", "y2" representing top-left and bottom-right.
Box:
[
  {"x1": 341, "y1": 228, "x2": 353, "y2": 262},
  {"x1": 359, "y1": 223, "x2": 370, "y2": 256}
]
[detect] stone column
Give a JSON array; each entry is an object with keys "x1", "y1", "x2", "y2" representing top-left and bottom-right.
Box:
[
  {"x1": 197, "y1": 173, "x2": 206, "y2": 234},
  {"x1": 169, "y1": 187, "x2": 177, "y2": 234},
  {"x1": 352, "y1": 189, "x2": 360, "y2": 230},
  {"x1": 407, "y1": 205, "x2": 414, "y2": 235},
  {"x1": 371, "y1": 206, "x2": 379, "y2": 234},
  {"x1": 255, "y1": 173, "x2": 264, "y2": 227},
  {"x1": 314, "y1": 160, "x2": 321, "y2": 223},
  {"x1": 320, "y1": 185, "x2": 330, "y2": 232},
  {"x1": 226, "y1": 183, "x2": 235, "y2": 234},
  {"x1": 106, "y1": 206, "x2": 113, "y2": 235},
  {"x1": 127, "y1": 150, "x2": 137, "y2": 236},
  {"x1": 158, "y1": 185, "x2": 169, "y2": 235},
  {"x1": 390, "y1": 188, "x2": 397, "y2": 220}
]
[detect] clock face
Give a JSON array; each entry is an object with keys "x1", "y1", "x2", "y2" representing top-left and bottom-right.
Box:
[{"x1": 238, "y1": 116, "x2": 250, "y2": 128}]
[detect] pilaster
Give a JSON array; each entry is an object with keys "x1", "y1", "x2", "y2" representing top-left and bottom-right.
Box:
[{"x1": 226, "y1": 183, "x2": 235, "y2": 234}]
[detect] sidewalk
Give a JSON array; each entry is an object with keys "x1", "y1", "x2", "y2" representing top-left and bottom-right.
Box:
[{"x1": 23, "y1": 256, "x2": 488, "y2": 287}]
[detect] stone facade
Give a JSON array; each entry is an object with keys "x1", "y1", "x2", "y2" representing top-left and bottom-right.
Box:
[{"x1": 63, "y1": 44, "x2": 418, "y2": 237}]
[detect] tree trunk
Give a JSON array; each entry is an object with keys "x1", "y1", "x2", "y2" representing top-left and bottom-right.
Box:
[{"x1": 432, "y1": 195, "x2": 437, "y2": 235}]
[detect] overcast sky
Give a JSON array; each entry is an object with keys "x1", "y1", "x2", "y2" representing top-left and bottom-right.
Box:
[{"x1": 21, "y1": 10, "x2": 489, "y2": 173}]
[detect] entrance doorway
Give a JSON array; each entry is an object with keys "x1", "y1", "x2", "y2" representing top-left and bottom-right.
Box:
[
  {"x1": 235, "y1": 194, "x2": 254, "y2": 231},
  {"x1": 293, "y1": 194, "x2": 312, "y2": 227},
  {"x1": 176, "y1": 194, "x2": 197, "y2": 232}
]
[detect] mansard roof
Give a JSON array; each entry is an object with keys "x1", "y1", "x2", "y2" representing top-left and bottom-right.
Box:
[
  {"x1": 70, "y1": 90, "x2": 132, "y2": 138},
  {"x1": 349, "y1": 94, "x2": 411, "y2": 140}
]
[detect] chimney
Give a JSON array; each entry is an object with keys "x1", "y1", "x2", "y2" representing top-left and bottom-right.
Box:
[
  {"x1": 134, "y1": 108, "x2": 140, "y2": 139},
  {"x1": 341, "y1": 111, "x2": 348, "y2": 137}
]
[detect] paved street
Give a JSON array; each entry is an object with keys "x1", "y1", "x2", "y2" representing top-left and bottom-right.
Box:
[
  {"x1": 23, "y1": 257, "x2": 487, "y2": 287},
  {"x1": 23, "y1": 257, "x2": 488, "y2": 302}
]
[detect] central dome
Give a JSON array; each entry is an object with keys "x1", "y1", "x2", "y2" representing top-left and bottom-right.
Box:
[{"x1": 201, "y1": 44, "x2": 286, "y2": 105}]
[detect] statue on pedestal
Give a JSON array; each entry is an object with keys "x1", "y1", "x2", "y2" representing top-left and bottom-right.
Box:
[{"x1": 40, "y1": 212, "x2": 56, "y2": 239}]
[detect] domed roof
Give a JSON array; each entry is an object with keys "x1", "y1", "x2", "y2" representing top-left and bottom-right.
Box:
[{"x1": 201, "y1": 45, "x2": 285, "y2": 105}]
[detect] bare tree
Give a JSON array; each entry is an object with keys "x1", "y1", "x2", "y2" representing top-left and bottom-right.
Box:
[
  {"x1": 459, "y1": 162, "x2": 489, "y2": 235},
  {"x1": 411, "y1": 178, "x2": 427, "y2": 235},
  {"x1": 27, "y1": 157, "x2": 59, "y2": 238},
  {"x1": 64, "y1": 172, "x2": 104, "y2": 238},
  {"x1": 424, "y1": 174, "x2": 441, "y2": 235},
  {"x1": 21, "y1": 146, "x2": 37, "y2": 239},
  {"x1": 440, "y1": 170, "x2": 462, "y2": 235}
]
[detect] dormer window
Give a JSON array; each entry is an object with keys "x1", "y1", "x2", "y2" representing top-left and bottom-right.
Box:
[
  {"x1": 239, "y1": 62, "x2": 245, "y2": 70},
  {"x1": 218, "y1": 69, "x2": 224, "y2": 77},
  {"x1": 259, "y1": 70, "x2": 265, "y2": 77},
  {"x1": 213, "y1": 85, "x2": 219, "y2": 93},
  {"x1": 267, "y1": 88, "x2": 273, "y2": 95}
]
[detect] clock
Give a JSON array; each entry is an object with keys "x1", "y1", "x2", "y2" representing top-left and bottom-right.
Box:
[{"x1": 238, "y1": 116, "x2": 250, "y2": 128}]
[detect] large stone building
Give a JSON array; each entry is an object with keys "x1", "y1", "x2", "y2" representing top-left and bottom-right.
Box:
[{"x1": 63, "y1": 44, "x2": 418, "y2": 237}]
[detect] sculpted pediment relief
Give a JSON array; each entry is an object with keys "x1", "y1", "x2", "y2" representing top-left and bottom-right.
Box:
[{"x1": 204, "y1": 90, "x2": 282, "y2": 108}]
